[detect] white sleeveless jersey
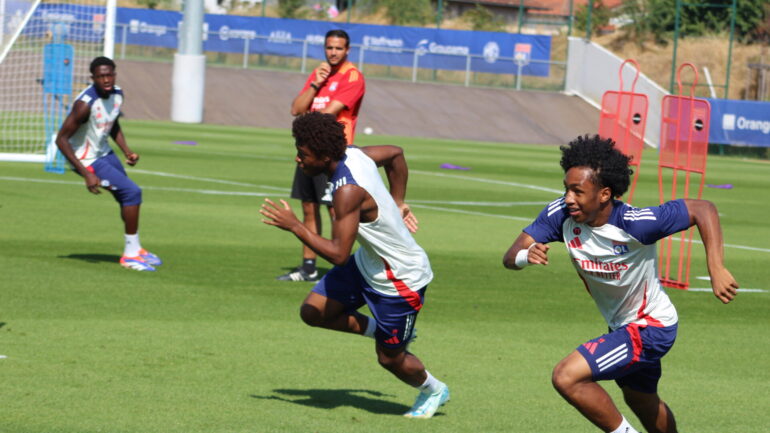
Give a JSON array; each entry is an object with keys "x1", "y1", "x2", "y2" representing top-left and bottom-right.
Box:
[
  {"x1": 68, "y1": 85, "x2": 123, "y2": 167},
  {"x1": 524, "y1": 198, "x2": 691, "y2": 330},
  {"x1": 328, "y1": 147, "x2": 433, "y2": 297}
]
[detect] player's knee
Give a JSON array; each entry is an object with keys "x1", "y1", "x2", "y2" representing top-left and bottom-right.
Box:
[
  {"x1": 299, "y1": 303, "x2": 322, "y2": 327},
  {"x1": 121, "y1": 185, "x2": 142, "y2": 206},
  {"x1": 551, "y1": 361, "x2": 577, "y2": 394},
  {"x1": 376, "y1": 350, "x2": 400, "y2": 371}
]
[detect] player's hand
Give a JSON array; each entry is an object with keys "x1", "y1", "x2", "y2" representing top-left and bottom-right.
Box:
[
  {"x1": 84, "y1": 171, "x2": 101, "y2": 194},
  {"x1": 125, "y1": 152, "x2": 139, "y2": 166},
  {"x1": 528, "y1": 243, "x2": 550, "y2": 265},
  {"x1": 260, "y1": 198, "x2": 302, "y2": 232},
  {"x1": 314, "y1": 62, "x2": 331, "y2": 85},
  {"x1": 709, "y1": 266, "x2": 739, "y2": 304},
  {"x1": 399, "y1": 203, "x2": 418, "y2": 233}
]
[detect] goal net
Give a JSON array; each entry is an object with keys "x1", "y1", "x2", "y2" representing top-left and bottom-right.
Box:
[{"x1": 0, "y1": 0, "x2": 111, "y2": 170}]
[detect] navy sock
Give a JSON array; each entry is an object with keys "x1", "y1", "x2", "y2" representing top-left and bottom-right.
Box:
[{"x1": 302, "y1": 259, "x2": 316, "y2": 274}]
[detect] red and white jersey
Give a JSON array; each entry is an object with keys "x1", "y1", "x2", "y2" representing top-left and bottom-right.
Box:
[
  {"x1": 329, "y1": 147, "x2": 433, "y2": 300},
  {"x1": 524, "y1": 198, "x2": 691, "y2": 330},
  {"x1": 300, "y1": 61, "x2": 365, "y2": 145},
  {"x1": 68, "y1": 85, "x2": 123, "y2": 167}
]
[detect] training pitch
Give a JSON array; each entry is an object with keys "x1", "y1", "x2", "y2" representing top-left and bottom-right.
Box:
[{"x1": 1, "y1": 120, "x2": 768, "y2": 432}]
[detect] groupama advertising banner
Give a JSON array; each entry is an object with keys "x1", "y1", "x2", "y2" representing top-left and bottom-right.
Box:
[{"x1": 33, "y1": 4, "x2": 552, "y2": 77}]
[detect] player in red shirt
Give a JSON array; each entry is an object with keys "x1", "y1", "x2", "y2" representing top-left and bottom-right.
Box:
[{"x1": 279, "y1": 29, "x2": 365, "y2": 282}]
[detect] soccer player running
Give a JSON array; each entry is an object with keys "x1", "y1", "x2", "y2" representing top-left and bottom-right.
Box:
[
  {"x1": 55, "y1": 56, "x2": 161, "y2": 272},
  {"x1": 279, "y1": 29, "x2": 365, "y2": 282},
  {"x1": 261, "y1": 112, "x2": 449, "y2": 418},
  {"x1": 503, "y1": 135, "x2": 738, "y2": 433}
]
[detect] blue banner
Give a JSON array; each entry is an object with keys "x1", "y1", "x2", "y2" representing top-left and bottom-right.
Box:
[
  {"x1": 707, "y1": 98, "x2": 770, "y2": 147},
  {"x1": 114, "y1": 7, "x2": 552, "y2": 77}
]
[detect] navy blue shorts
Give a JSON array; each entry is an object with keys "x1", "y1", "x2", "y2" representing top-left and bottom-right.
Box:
[
  {"x1": 576, "y1": 323, "x2": 678, "y2": 394},
  {"x1": 311, "y1": 256, "x2": 425, "y2": 349},
  {"x1": 87, "y1": 152, "x2": 142, "y2": 206}
]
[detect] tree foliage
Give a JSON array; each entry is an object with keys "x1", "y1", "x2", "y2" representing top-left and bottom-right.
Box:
[
  {"x1": 619, "y1": 0, "x2": 769, "y2": 44},
  {"x1": 462, "y1": 4, "x2": 506, "y2": 32},
  {"x1": 575, "y1": 0, "x2": 613, "y2": 37},
  {"x1": 379, "y1": 0, "x2": 433, "y2": 26},
  {"x1": 277, "y1": 0, "x2": 307, "y2": 19}
]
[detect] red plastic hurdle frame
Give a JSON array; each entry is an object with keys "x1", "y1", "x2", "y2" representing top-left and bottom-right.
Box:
[
  {"x1": 657, "y1": 63, "x2": 711, "y2": 290},
  {"x1": 598, "y1": 59, "x2": 649, "y2": 204}
]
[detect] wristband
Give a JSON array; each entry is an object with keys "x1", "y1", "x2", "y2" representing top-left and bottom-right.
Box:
[
  {"x1": 310, "y1": 83, "x2": 320, "y2": 91},
  {"x1": 514, "y1": 244, "x2": 535, "y2": 268}
]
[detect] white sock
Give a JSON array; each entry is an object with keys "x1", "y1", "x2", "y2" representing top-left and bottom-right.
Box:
[
  {"x1": 362, "y1": 316, "x2": 376, "y2": 338},
  {"x1": 124, "y1": 233, "x2": 142, "y2": 257},
  {"x1": 416, "y1": 371, "x2": 444, "y2": 394},
  {"x1": 610, "y1": 416, "x2": 640, "y2": 433}
]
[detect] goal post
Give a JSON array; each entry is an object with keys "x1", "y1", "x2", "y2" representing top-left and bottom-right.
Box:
[{"x1": 0, "y1": 0, "x2": 115, "y2": 167}]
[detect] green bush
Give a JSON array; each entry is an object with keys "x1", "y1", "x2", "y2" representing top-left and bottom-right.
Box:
[
  {"x1": 277, "y1": 0, "x2": 307, "y2": 19},
  {"x1": 462, "y1": 4, "x2": 506, "y2": 32},
  {"x1": 380, "y1": 0, "x2": 434, "y2": 26}
]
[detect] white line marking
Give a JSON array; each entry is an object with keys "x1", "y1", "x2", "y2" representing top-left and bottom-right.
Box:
[
  {"x1": 410, "y1": 203, "x2": 532, "y2": 222},
  {"x1": 0, "y1": 176, "x2": 282, "y2": 197},
  {"x1": 412, "y1": 169, "x2": 563, "y2": 194},
  {"x1": 130, "y1": 169, "x2": 289, "y2": 191},
  {"x1": 696, "y1": 276, "x2": 710, "y2": 281},
  {"x1": 410, "y1": 200, "x2": 547, "y2": 207},
  {"x1": 687, "y1": 288, "x2": 767, "y2": 293},
  {"x1": 3, "y1": 175, "x2": 769, "y2": 256}
]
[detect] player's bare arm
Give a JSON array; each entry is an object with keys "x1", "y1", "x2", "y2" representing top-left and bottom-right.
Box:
[
  {"x1": 290, "y1": 63, "x2": 332, "y2": 116},
  {"x1": 360, "y1": 145, "x2": 419, "y2": 232},
  {"x1": 261, "y1": 185, "x2": 364, "y2": 266},
  {"x1": 110, "y1": 118, "x2": 138, "y2": 166},
  {"x1": 503, "y1": 232, "x2": 550, "y2": 270},
  {"x1": 684, "y1": 198, "x2": 739, "y2": 303},
  {"x1": 319, "y1": 100, "x2": 346, "y2": 116},
  {"x1": 55, "y1": 100, "x2": 101, "y2": 194}
]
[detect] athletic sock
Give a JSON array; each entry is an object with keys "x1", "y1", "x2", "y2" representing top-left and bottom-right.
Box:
[
  {"x1": 362, "y1": 316, "x2": 376, "y2": 338},
  {"x1": 124, "y1": 233, "x2": 141, "y2": 257},
  {"x1": 416, "y1": 371, "x2": 444, "y2": 394},
  {"x1": 301, "y1": 258, "x2": 316, "y2": 274},
  {"x1": 610, "y1": 416, "x2": 640, "y2": 433}
]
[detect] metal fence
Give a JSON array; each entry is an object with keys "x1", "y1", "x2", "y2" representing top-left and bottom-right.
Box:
[{"x1": 113, "y1": 22, "x2": 567, "y2": 91}]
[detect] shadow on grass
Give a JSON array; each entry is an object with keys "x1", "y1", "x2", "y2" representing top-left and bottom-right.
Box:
[
  {"x1": 251, "y1": 388, "x2": 409, "y2": 415},
  {"x1": 59, "y1": 253, "x2": 121, "y2": 264}
]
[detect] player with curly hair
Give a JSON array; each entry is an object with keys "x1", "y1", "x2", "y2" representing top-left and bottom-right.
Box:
[
  {"x1": 503, "y1": 135, "x2": 738, "y2": 433},
  {"x1": 261, "y1": 112, "x2": 449, "y2": 418}
]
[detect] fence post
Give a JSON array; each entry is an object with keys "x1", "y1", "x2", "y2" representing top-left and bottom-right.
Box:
[
  {"x1": 301, "y1": 39, "x2": 308, "y2": 73},
  {"x1": 242, "y1": 37, "x2": 249, "y2": 68},
  {"x1": 358, "y1": 44, "x2": 365, "y2": 72},
  {"x1": 516, "y1": 63, "x2": 523, "y2": 90},
  {"x1": 120, "y1": 24, "x2": 127, "y2": 59},
  {"x1": 412, "y1": 49, "x2": 419, "y2": 83},
  {"x1": 465, "y1": 53, "x2": 471, "y2": 87}
]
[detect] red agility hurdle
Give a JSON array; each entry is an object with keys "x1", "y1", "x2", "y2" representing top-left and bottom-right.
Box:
[
  {"x1": 657, "y1": 63, "x2": 711, "y2": 290},
  {"x1": 598, "y1": 59, "x2": 649, "y2": 204}
]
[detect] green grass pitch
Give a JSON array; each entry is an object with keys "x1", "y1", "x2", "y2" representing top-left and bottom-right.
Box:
[{"x1": 1, "y1": 119, "x2": 768, "y2": 432}]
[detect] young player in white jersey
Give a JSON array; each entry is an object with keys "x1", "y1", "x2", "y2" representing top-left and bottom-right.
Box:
[
  {"x1": 503, "y1": 135, "x2": 738, "y2": 433},
  {"x1": 260, "y1": 112, "x2": 449, "y2": 419},
  {"x1": 55, "y1": 57, "x2": 161, "y2": 272}
]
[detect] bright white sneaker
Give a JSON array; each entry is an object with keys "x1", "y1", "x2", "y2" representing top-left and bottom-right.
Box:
[
  {"x1": 403, "y1": 383, "x2": 450, "y2": 419},
  {"x1": 120, "y1": 255, "x2": 156, "y2": 272}
]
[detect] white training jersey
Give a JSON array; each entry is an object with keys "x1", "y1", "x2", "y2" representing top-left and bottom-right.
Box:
[
  {"x1": 328, "y1": 147, "x2": 433, "y2": 298},
  {"x1": 524, "y1": 198, "x2": 691, "y2": 330},
  {"x1": 68, "y1": 85, "x2": 123, "y2": 167}
]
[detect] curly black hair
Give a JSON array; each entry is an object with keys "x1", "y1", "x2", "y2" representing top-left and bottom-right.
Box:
[
  {"x1": 90, "y1": 56, "x2": 116, "y2": 74},
  {"x1": 559, "y1": 135, "x2": 633, "y2": 198},
  {"x1": 292, "y1": 112, "x2": 347, "y2": 161}
]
